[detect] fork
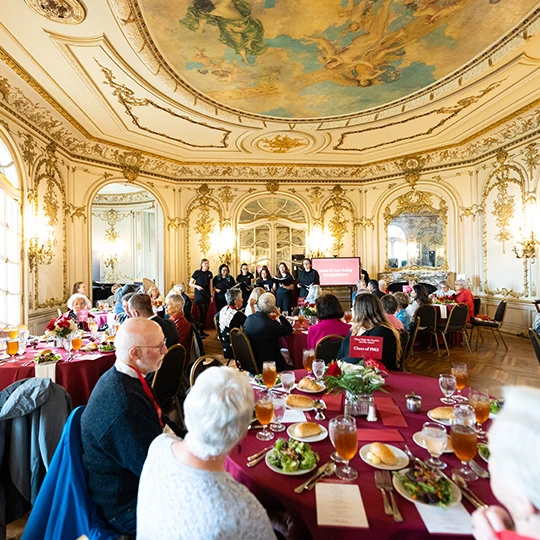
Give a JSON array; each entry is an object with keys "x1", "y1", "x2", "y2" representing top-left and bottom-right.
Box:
[
  {"x1": 382, "y1": 470, "x2": 403, "y2": 522},
  {"x1": 374, "y1": 470, "x2": 392, "y2": 515}
]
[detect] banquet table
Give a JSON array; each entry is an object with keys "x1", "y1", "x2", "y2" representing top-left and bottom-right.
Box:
[
  {"x1": 0, "y1": 341, "x2": 115, "y2": 407},
  {"x1": 226, "y1": 369, "x2": 496, "y2": 540}
]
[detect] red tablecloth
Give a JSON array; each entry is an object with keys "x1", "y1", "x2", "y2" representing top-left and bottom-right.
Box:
[
  {"x1": 225, "y1": 370, "x2": 496, "y2": 540},
  {"x1": 0, "y1": 342, "x2": 115, "y2": 407},
  {"x1": 283, "y1": 330, "x2": 309, "y2": 369}
]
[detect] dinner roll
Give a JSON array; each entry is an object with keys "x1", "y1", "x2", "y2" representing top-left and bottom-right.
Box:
[
  {"x1": 285, "y1": 394, "x2": 315, "y2": 409},
  {"x1": 297, "y1": 377, "x2": 323, "y2": 392},
  {"x1": 430, "y1": 407, "x2": 454, "y2": 421},
  {"x1": 294, "y1": 422, "x2": 322, "y2": 438},
  {"x1": 369, "y1": 442, "x2": 398, "y2": 465}
]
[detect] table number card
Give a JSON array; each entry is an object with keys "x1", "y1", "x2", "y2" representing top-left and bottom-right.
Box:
[
  {"x1": 415, "y1": 502, "x2": 473, "y2": 535},
  {"x1": 350, "y1": 335, "x2": 383, "y2": 360},
  {"x1": 316, "y1": 483, "x2": 368, "y2": 528}
]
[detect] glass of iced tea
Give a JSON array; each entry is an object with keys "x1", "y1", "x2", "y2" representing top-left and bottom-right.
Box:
[
  {"x1": 8, "y1": 327, "x2": 18, "y2": 341},
  {"x1": 302, "y1": 349, "x2": 315, "y2": 375},
  {"x1": 72, "y1": 333, "x2": 83, "y2": 358},
  {"x1": 262, "y1": 361, "x2": 277, "y2": 390},
  {"x1": 6, "y1": 340, "x2": 18, "y2": 359},
  {"x1": 297, "y1": 314, "x2": 306, "y2": 326},
  {"x1": 451, "y1": 362, "x2": 468, "y2": 403},
  {"x1": 468, "y1": 387, "x2": 490, "y2": 439},
  {"x1": 344, "y1": 311, "x2": 352, "y2": 324},
  {"x1": 450, "y1": 423, "x2": 478, "y2": 481},
  {"x1": 331, "y1": 415, "x2": 358, "y2": 481},
  {"x1": 255, "y1": 397, "x2": 274, "y2": 441}
]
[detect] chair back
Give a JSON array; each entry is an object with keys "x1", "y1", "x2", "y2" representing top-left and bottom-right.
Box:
[
  {"x1": 444, "y1": 304, "x2": 469, "y2": 332},
  {"x1": 415, "y1": 305, "x2": 437, "y2": 331},
  {"x1": 189, "y1": 355, "x2": 223, "y2": 387},
  {"x1": 529, "y1": 329, "x2": 540, "y2": 364},
  {"x1": 314, "y1": 334, "x2": 344, "y2": 364},
  {"x1": 396, "y1": 330, "x2": 409, "y2": 371},
  {"x1": 494, "y1": 300, "x2": 507, "y2": 324},
  {"x1": 473, "y1": 297, "x2": 481, "y2": 317},
  {"x1": 387, "y1": 282, "x2": 408, "y2": 293},
  {"x1": 152, "y1": 343, "x2": 187, "y2": 405},
  {"x1": 230, "y1": 327, "x2": 259, "y2": 374}
]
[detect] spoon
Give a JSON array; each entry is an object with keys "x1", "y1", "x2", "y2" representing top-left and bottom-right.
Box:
[
  {"x1": 451, "y1": 472, "x2": 488, "y2": 508},
  {"x1": 314, "y1": 399, "x2": 326, "y2": 420}
]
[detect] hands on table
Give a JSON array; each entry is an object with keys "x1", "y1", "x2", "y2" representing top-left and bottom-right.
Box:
[{"x1": 472, "y1": 506, "x2": 514, "y2": 540}]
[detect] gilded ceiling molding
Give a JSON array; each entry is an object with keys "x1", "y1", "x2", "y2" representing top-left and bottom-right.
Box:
[
  {"x1": 93, "y1": 191, "x2": 154, "y2": 206},
  {"x1": 397, "y1": 155, "x2": 427, "y2": 190},
  {"x1": 68, "y1": 203, "x2": 86, "y2": 222},
  {"x1": 118, "y1": 151, "x2": 141, "y2": 182},
  {"x1": 256, "y1": 133, "x2": 310, "y2": 154},
  {"x1": 524, "y1": 142, "x2": 539, "y2": 180},
  {"x1": 216, "y1": 186, "x2": 236, "y2": 212},
  {"x1": 266, "y1": 180, "x2": 279, "y2": 194},
  {"x1": 459, "y1": 205, "x2": 483, "y2": 221},
  {"x1": 24, "y1": 0, "x2": 86, "y2": 25}
]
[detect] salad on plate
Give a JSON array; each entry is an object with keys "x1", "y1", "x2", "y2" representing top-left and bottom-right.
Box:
[{"x1": 267, "y1": 438, "x2": 319, "y2": 473}]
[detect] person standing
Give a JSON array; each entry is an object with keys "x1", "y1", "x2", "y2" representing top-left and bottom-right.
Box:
[
  {"x1": 255, "y1": 265, "x2": 274, "y2": 293},
  {"x1": 190, "y1": 259, "x2": 213, "y2": 338},
  {"x1": 274, "y1": 262, "x2": 295, "y2": 314},
  {"x1": 236, "y1": 263, "x2": 254, "y2": 307},
  {"x1": 213, "y1": 264, "x2": 236, "y2": 313},
  {"x1": 297, "y1": 258, "x2": 320, "y2": 299}
]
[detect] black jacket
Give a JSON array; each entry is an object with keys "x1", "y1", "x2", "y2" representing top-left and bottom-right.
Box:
[{"x1": 149, "y1": 315, "x2": 179, "y2": 349}]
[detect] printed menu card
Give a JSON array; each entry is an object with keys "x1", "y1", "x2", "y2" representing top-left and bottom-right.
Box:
[
  {"x1": 316, "y1": 483, "x2": 368, "y2": 528},
  {"x1": 415, "y1": 502, "x2": 473, "y2": 534}
]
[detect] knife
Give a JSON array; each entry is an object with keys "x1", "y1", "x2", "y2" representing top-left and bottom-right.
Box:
[{"x1": 294, "y1": 461, "x2": 331, "y2": 494}]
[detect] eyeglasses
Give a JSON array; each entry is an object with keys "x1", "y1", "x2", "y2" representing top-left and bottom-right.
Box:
[{"x1": 135, "y1": 339, "x2": 167, "y2": 350}]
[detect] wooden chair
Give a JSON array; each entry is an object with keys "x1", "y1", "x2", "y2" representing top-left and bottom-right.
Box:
[
  {"x1": 314, "y1": 334, "x2": 344, "y2": 364},
  {"x1": 436, "y1": 304, "x2": 471, "y2": 355},
  {"x1": 528, "y1": 329, "x2": 540, "y2": 365},
  {"x1": 152, "y1": 344, "x2": 187, "y2": 420},
  {"x1": 470, "y1": 300, "x2": 508, "y2": 350},
  {"x1": 411, "y1": 305, "x2": 440, "y2": 356},
  {"x1": 230, "y1": 327, "x2": 259, "y2": 374},
  {"x1": 189, "y1": 355, "x2": 223, "y2": 387},
  {"x1": 396, "y1": 329, "x2": 409, "y2": 372}
]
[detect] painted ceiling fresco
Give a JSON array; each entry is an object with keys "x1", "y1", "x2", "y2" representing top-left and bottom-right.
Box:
[{"x1": 138, "y1": 0, "x2": 537, "y2": 119}]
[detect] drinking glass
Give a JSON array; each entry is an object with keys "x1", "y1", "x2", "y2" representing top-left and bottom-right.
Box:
[
  {"x1": 18, "y1": 328, "x2": 30, "y2": 342},
  {"x1": 451, "y1": 404, "x2": 478, "y2": 481},
  {"x1": 6, "y1": 340, "x2": 18, "y2": 359},
  {"x1": 330, "y1": 415, "x2": 358, "y2": 481},
  {"x1": 270, "y1": 397, "x2": 286, "y2": 432},
  {"x1": 0, "y1": 338, "x2": 8, "y2": 359},
  {"x1": 281, "y1": 371, "x2": 295, "y2": 393},
  {"x1": 312, "y1": 358, "x2": 325, "y2": 381},
  {"x1": 439, "y1": 373, "x2": 457, "y2": 404},
  {"x1": 329, "y1": 417, "x2": 345, "y2": 463},
  {"x1": 88, "y1": 321, "x2": 98, "y2": 339},
  {"x1": 468, "y1": 387, "x2": 490, "y2": 439},
  {"x1": 63, "y1": 337, "x2": 73, "y2": 359},
  {"x1": 255, "y1": 396, "x2": 274, "y2": 441},
  {"x1": 262, "y1": 361, "x2": 277, "y2": 391},
  {"x1": 72, "y1": 333, "x2": 83, "y2": 358},
  {"x1": 8, "y1": 327, "x2": 18, "y2": 341},
  {"x1": 17, "y1": 338, "x2": 27, "y2": 358},
  {"x1": 344, "y1": 311, "x2": 352, "y2": 324},
  {"x1": 297, "y1": 314, "x2": 306, "y2": 326},
  {"x1": 451, "y1": 362, "x2": 468, "y2": 403},
  {"x1": 302, "y1": 349, "x2": 315, "y2": 375},
  {"x1": 422, "y1": 422, "x2": 447, "y2": 469}
]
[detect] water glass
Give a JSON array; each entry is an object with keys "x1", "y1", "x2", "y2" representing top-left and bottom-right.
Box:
[
  {"x1": 281, "y1": 371, "x2": 295, "y2": 393},
  {"x1": 270, "y1": 397, "x2": 286, "y2": 432},
  {"x1": 17, "y1": 339, "x2": 27, "y2": 357},
  {"x1": 439, "y1": 373, "x2": 457, "y2": 404},
  {"x1": 422, "y1": 422, "x2": 447, "y2": 469},
  {"x1": 63, "y1": 337, "x2": 73, "y2": 359},
  {"x1": 312, "y1": 358, "x2": 325, "y2": 380},
  {"x1": 0, "y1": 338, "x2": 8, "y2": 359}
]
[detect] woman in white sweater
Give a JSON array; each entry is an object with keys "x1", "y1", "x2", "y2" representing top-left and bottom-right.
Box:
[{"x1": 136, "y1": 367, "x2": 276, "y2": 540}]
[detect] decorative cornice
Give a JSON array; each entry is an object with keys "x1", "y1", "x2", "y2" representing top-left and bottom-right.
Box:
[{"x1": 24, "y1": 0, "x2": 86, "y2": 25}]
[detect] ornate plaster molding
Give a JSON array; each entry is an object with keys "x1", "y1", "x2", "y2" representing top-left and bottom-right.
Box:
[{"x1": 24, "y1": 0, "x2": 86, "y2": 25}]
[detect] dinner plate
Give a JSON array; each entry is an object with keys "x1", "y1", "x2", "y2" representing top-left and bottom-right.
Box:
[
  {"x1": 427, "y1": 409, "x2": 454, "y2": 426},
  {"x1": 285, "y1": 401, "x2": 315, "y2": 412},
  {"x1": 478, "y1": 443, "x2": 489, "y2": 463},
  {"x1": 359, "y1": 444, "x2": 409, "y2": 470},
  {"x1": 393, "y1": 468, "x2": 462, "y2": 506},
  {"x1": 287, "y1": 423, "x2": 328, "y2": 443},
  {"x1": 294, "y1": 381, "x2": 326, "y2": 394},
  {"x1": 412, "y1": 431, "x2": 453, "y2": 453},
  {"x1": 265, "y1": 451, "x2": 317, "y2": 476}
]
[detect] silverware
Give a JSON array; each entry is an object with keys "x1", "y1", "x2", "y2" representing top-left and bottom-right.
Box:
[
  {"x1": 246, "y1": 452, "x2": 270, "y2": 468},
  {"x1": 306, "y1": 462, "x2": 336, "y2": 490},
  {"x1": 470, "y1": 459, "x2": 490, "y2": 479},
  {"x1": 247, "y1": 424, "x2": 265, "y2": 430},
  {"x1": 374, "y1": 470, "x2": 393, "y2": 516},
  {"x1": 381, "y1": 470, "x2": 403, "y2": 522},
  {"x1": 294, "y1": 462, "x2": 331, "y2": 494},
  {"x1": 452, "y1": 473, "x2": 488, "y2": 508},
  {"x1": 247, "y1": 445, "x2": 274, "y2": 462}
]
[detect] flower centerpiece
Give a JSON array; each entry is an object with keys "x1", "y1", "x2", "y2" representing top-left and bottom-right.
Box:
[
  {"x1": 324, "y1": 360, "x2": 387, "y2": 416},
  {"x1": 45, "y1": 313, "x2": 77, "y2": 342}
]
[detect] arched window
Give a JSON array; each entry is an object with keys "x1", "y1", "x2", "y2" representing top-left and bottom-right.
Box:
[{"x1": 0, "y1": 138, "x2": 21, "y2": 326}]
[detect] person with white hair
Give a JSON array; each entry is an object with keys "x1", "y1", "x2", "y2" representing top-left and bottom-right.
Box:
[
  {"x1": 66, "y1": 293, "x2": 93, "y2": 330},
  {"x1": 170, "y1": 283, "x2": 193, "y2": 321},
  {"x1": 217, "y1": 288, "x2": 246, "y2": 359},
  {"x1": 243, "y1": 292, "x2": 293, "y2": 372},
  {"x1": 472, "y1": 386, "x2": 540, "y2": 540},
  {"x1": 455, "y1": 278, "x2": 475, "y2": 323},
  {"x1": 245, "y1": 286, "x2": 265, "y2": 316},
  {"x1": 305, "y1": 284, "x2": 322, "y2": 305},
  {"x1": 165, "y1": 293, "x2": 192, "y2": 353},
  {"x1": 137, "y1": 367, "x2": 276, "y2": 540}
]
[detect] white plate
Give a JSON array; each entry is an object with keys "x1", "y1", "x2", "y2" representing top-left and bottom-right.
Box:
[
  {"x1": 285, "y1": 397, "x2": 316, "y2": 411},
  {"x1": 359, "y1": 444, "x2": 409, "y2": 470},
  {"x1": 265, "y1": 451, "x2": 317, "y2": 476},
  {"x1": 287, "y1": 422, "x2": 328, "y2": 443},
  {"x1": 427, "y1": 409, "x2": 453, "y2": 426},
  {"x1": 393, "y1": 469, "x2": 462, "y2": 506},
  {"x1": 478, "y1": 443, "x2": 489, "y2": 463},
  {"x1": 294, "y1": 380, "x2": 326, "y2": 393},
  {"x1": 412, "y1": 431, "x2": 453, "y2": 453}
]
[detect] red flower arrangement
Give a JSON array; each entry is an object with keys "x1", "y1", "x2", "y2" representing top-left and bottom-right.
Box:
[
  {"x1": 326, "y1": 361, "x2": 342, "y2": 378},
  {"x1": 364, "y1": 358, "x2": 389, "y2": 377},
  {"x1": 45, "y1": 313, "x2": 77, "y2": 339}
]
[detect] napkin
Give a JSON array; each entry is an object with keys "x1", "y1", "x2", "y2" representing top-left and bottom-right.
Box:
[
  {"x1": 281, "y1": 409, "x2": 307, "y2": 423},
  {"x1": 356, "y1": 428, "x2": 404, "y2": 442},
  {"x1": 415, "y1": 502, "x2": 472, "y2": 534},
  {"x1": 324, "y1": 392, "x2": 344, "y2": 412},
  {"x1": 316, "y1": 483, "x2": 368, "y2": 528},
  {"x1": 34, "y1": 362, "x2": 57, "y2": 382},
  {"x1": 373, "y1": 396, "x2": 408, "y2": 427},
  {"x1": 439, "y1": 304, "x2": 448, "y2": 319}
]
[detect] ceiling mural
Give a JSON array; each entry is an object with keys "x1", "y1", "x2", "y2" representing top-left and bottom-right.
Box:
[{"x1": 137, "y1": 0, "x2": 537, "y2": 119}]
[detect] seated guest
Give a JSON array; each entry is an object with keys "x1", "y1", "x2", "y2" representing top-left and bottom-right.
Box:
[
  {"x1": 434, "y1": 280, "x2": 456, "y2": 299},
  {"x1": 66, "y1": 293, "x2": 93, "y2": 331},
  {"x1": 147, "y1": 285, "x2": 165, "y2": 313},
  {"x1": 107, "y1": 283, "x2": 121, "y2": 307},
  {"x1": 380, "y1": 294, "x2": 404, "y2": 331},
  {"x1": 307, "y1": 294, "x2": 350, "y2": 349},
  {"x1": 170, "y1": 283, "x2": 193, "y2": 322},
  {"x1": 394, "y1": 291, "x2": 412, "y2": 331},
  {"x1": 117, "y1": 291, "x2": 135, "y2": 325},
  {"x1": 165, "y1": 293, "x2": 192, "y2": 353},
  {"x1": 406, "y1": 284, "x2": 432, "y2": 318},
  {"x1": 243, "y1": 292, "x2": 293, "y2": 372},
  {"x1": 378, "y1": 279, "x2": 389, "y2": 294},
  {"x1": 338, "y1": 293, "x2": 401, "y2": 371},
  {"x1": 472, "y1": 385, "x2": 540, "y2": 540},
  {"x1": 129, "y1": 293, "x2": 179, "y2": 349},
  {"x1": 305, "y1": 284, "x2": 322, "y2": 306},
  {"x1": 255, "y1": 265, "x2": 275, "y2": 293},
  {"x1": 72, "y1": 281, "x2": 87, "y2": 296},
  {"x1": 367, "y1": 279, "x2": 385, "y2": 299},
  {"x1": 218, "y1": 289, "x2": 247, "y2": 359},
  {"x1": 455, "y1": 278, "x2": 475, "y2": 323},
  {"x1": 81, "y1": 318, "x2": 182, "y2": 536},
  {"x1": 114, "y1": 283, "x2": 140, "y2": 315},
  {"x1": 245, "y1": 287, "x2": 265, "y2": 316},
  {"x1": 352, "y1": 279, "x2": 367, "y2": 302},
  {"x1": 137, "y1": 367, "x2": 276, "y2": 540},
  {"x1": 213, "y1": 263, "x2": 236, "y2": 312}
]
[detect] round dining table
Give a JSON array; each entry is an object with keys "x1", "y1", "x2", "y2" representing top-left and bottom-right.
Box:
[
  {"x1": 226, "y1": 369, "x2": 496, "y2": 540},
  {"x1": 0, "y1": 341, "x2": 115, "y2": 407}
]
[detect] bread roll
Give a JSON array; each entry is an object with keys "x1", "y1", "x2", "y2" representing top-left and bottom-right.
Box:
[
  {"x1": 430, "y1": 407, "x2": 454, "y2": 420},
  {"x1": 105, "y1": 335, "x2": 115, "y2": 343},
  {"x1": 369, "y1": 442, "x2": 398, "y2": 465},
  {"x1": 294, "y1": 422, "x2": 322, "y2": 438},
  {"x1": 37, "y1": 348, "x2": 53, "y2": 357},
  {"x1": 286, "y1": 394, "x2": 315, "y2": 409},
  {"x1": 297, "y1": 377, "x2": 323, "y2": 392}
]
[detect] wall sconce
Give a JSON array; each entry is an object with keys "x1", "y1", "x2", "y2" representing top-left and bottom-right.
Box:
[
  {"x1": 309, "y1": 226, "x2": 332, "y2": 258},
  {"x1": 513, "y1": 229, "x2": 538, "y2": 262},
  {"x1": 512, "y1": 203, "x2": 539, "y2": 262},
  {"x1": 28, "y1": 220, "x2": 55, "y2": 272},
  {"x1": 102, "y1": 240, "x2": 121, "y2": 275},
  {"x1": 211, "y1": 226, "x2": 235, "y2": 265}
]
